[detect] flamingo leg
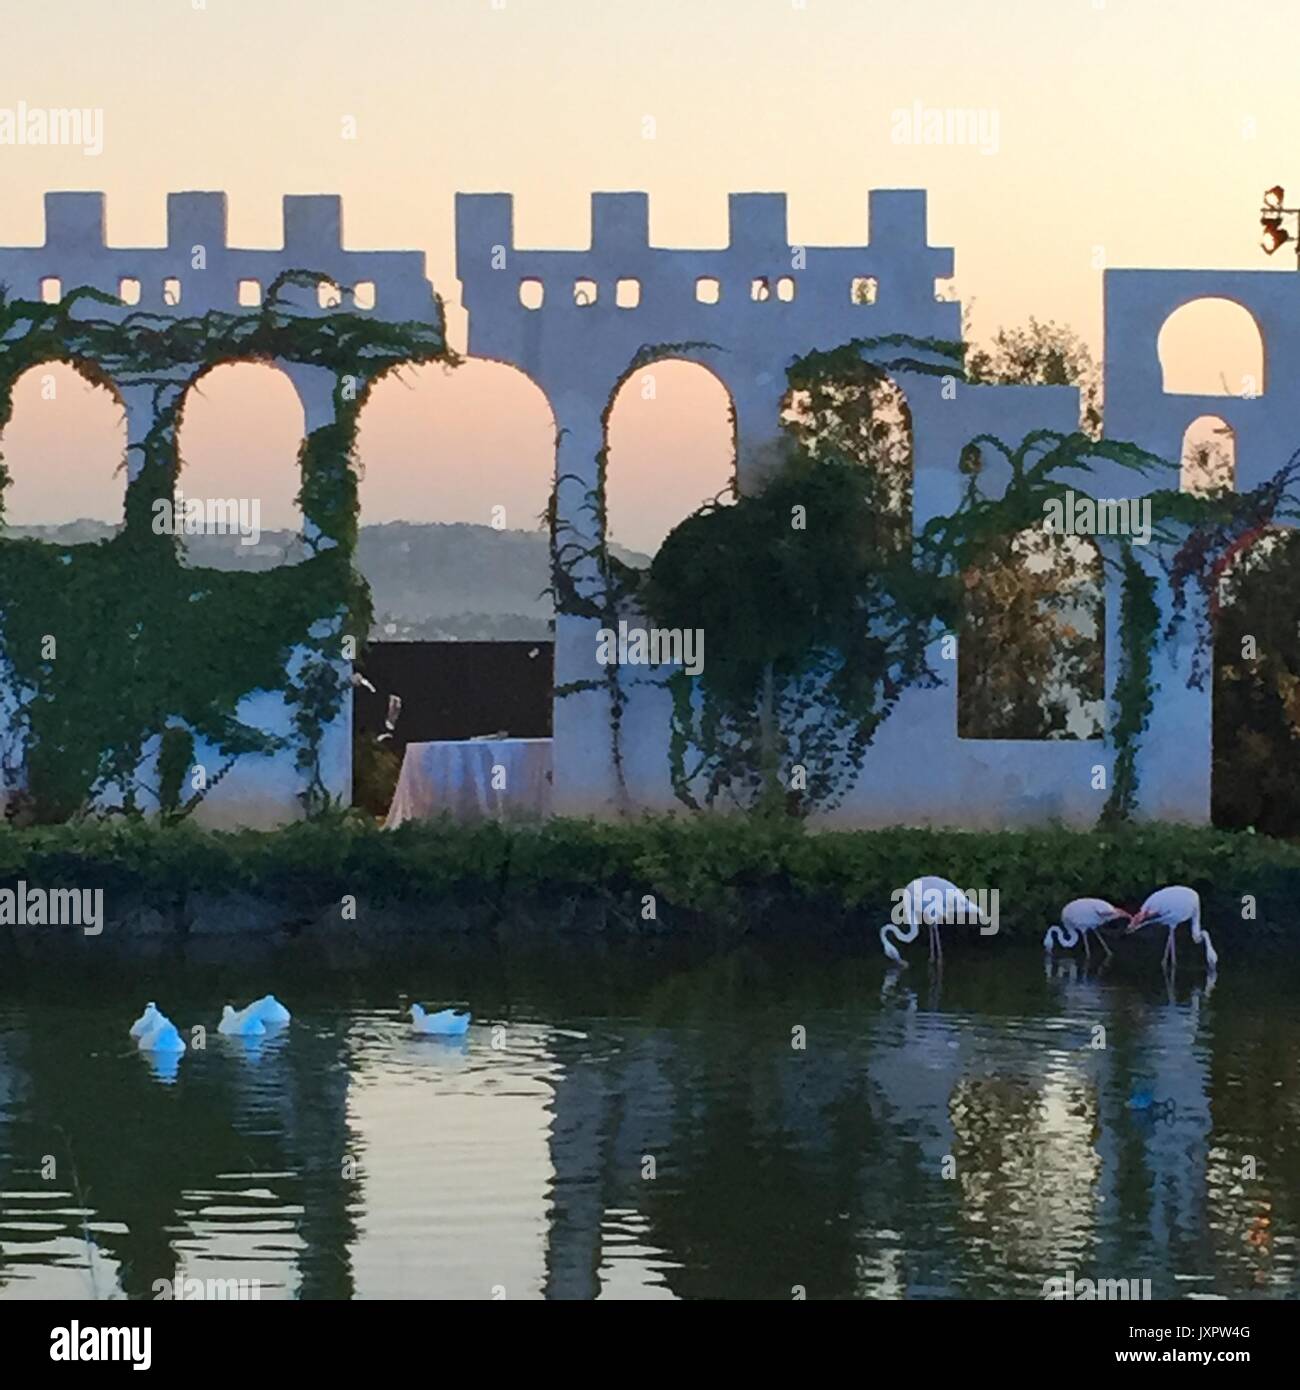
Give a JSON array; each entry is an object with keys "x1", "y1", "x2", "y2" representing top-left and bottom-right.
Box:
[
  {"x1": 1082, "y1": 931, "x2": 1091, "y2": 962},
  {"x1": 935, "y1": 925, "x2": 943, "y2": 965},
  {"x1": 1097, "y1": 930, "x2": 1113, "y2": 960}
]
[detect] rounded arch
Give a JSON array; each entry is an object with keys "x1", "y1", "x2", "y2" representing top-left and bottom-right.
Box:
[
  {"x1": 354, "y1": 356, "x2": 557, "y2": 640},
  {"x1": 602, "y1": 356, "x2": 736, "y2": 561},
  {"x1": 174, "y1": 360, "x2": 306, "y2": 566},
  {"x1": 0, "y1": 358, "x2": 127, "y2": 532},
  {"x1": 958, "y1": 528, "x2": 1104, "y2": 740},
  {"x1": 1180, "y1": 415, "x2": 1236, "y2": 494},
  {"x1": 1158, "y1": 298, "x2": 1265, "y2": 397},
  {"x1": 355, "y1": 357, "x2": 555, "y2": 528}
]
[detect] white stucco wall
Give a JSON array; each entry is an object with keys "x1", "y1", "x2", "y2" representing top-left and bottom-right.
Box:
[
  {"x1": 1, "y1": 188, "x2": 1272, "y2": 830},
  {"x1": 458, "y1": 188, "x2": 1231, "y2": 829},
  {"x1": 0, "y1": 193, "x2": 440, "y2": 827}
]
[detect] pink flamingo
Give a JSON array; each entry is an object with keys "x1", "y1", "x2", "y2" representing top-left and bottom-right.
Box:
[
  {"x1": 1124, "y1": 885, "x2": 1218, "y2": 975},
  {"x1": 1043, "y1": 897, "x2": 1131, "y2": 961}
]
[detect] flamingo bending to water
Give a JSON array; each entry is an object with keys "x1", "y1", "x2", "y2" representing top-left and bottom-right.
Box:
[
  {"x1": 1125, "y1": 885, "x2": 1218, "y2": 974},
  {"x1": 1043, "y1": 898, "x2": 1130, "y2": 961},
  {"x1": 880, "y1": 876, "x2": 987, "y2": 966}
]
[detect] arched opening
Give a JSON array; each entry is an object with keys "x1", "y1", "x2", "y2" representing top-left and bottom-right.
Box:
[
  {"x1": 780, "y1": 361, "x2": 913, "y2": 551},
  {"x1": 354, "y1": 358, "x2": 555, "y2": 636},
  {"x1": 603, "y1": 359, "x2": 736, "y2": 562},
  {"x1": 1158, "y1": 298, "x2": 1265, "y2": 397},
  {"x1": 1213, "y1": 526, "x2": 1300, "y2": 832},
  {"x1": 958, "y1": 530, "x2": 1104, "y2": 740},
  {"x1": 1180, "y1": 415, "x2": 1236, "y2": 494},
  {"x1": 173, "y1": 362, "x2": 305, "y2": 567},
  {"x1": 351, "y1": 358, "x2": 557, "y2": 819},
  {"x1": 0, "y1": 361, "x2": 125, "y2": 534}
]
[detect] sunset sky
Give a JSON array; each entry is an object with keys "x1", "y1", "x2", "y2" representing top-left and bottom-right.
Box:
[{"x1": 0, "y1": 0, "x2": 1291, "y2": 550}]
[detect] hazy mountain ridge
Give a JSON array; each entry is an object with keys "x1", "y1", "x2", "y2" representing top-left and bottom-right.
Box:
[{"x1": 4, "y1": 519, "x2": 652, "y2": 641}]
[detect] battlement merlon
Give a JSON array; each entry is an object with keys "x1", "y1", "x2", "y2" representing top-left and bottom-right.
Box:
[
  {"x1": 455, "y1": 188, "x2": 953, "y2": 305},
  {"x1": 0, "y1": 192, "x2": 439, "y2": 323}
]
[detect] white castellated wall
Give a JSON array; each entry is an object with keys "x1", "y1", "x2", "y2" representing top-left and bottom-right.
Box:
[
  {"x1": 0, "y1": 193, "x2": 441, "y2": 829},
  {"x1": 455, "y1": 187, "x2": 1224, "y2": 828},
  {"x1": 5, "y1": 186, "x2": 1287, "y2": 829}
]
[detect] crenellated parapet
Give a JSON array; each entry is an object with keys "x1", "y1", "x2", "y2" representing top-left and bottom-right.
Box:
[
  {"x1": 455, "y1": 188, "x2": 959, "y2": 385},
  {"x1": 0, "y1": 192, "x2": 439, "y2": 322}
]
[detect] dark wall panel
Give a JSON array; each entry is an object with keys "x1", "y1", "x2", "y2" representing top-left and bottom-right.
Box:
[{"x1": 354, "y1": 641, "x2": 553, "y2": 744}]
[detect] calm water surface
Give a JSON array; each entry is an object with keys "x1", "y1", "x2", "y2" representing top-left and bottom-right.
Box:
[{"x1": 0, "y1": 935, "x2": 1297, "y2": 1299}]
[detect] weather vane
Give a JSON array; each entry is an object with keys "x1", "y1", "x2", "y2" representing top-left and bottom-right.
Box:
[{"x1": 1260, "y1": 185, "x2": 1300, "y2": 262}]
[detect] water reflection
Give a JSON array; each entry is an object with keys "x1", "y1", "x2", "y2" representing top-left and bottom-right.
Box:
[{"x1": 0, "y1": 938, "x2": 1297, "y2": 1299}]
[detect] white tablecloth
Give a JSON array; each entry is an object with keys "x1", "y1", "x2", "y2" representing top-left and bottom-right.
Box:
[{"x1": 384, "y1": 738, "x2": 552, "y2": 828}]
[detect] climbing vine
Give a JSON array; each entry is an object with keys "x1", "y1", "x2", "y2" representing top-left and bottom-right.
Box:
[
  {"x1": 550, "y1": 331, "x2": 1300, "y2": 824},
  {"x1": 0, "y1": 274, "x2": 452, "y2": 822}
]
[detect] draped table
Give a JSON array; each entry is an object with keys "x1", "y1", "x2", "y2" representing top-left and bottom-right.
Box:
[{"x1": 384, "y1": 738, "x2": 553, "y2": 828}]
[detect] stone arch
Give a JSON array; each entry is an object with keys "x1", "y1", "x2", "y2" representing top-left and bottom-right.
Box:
[
  {"x1": 354, "y1": 356, "x2": 558, "y2": 639},
  {"x1": 356, "y1": 356, "x2": 556, "y2": 529},
  {"x1": 1180, "y1": 414, "x2": 1236, "y2": 494},
  {"x1": 173, "y1": 359, "x2": 306, "y2": 566},
  {"x1": 1157, "y1": 297, "x2": 1265, "y2": 397},
  {"x1": 0, "y1": 357, "x2": 127, "y2": 530},
  {"x1": 958, "y1": 527, "x2": 1105, "y2": 740},
  {"x1": 601, "y1": 355, "x2": 737, "y2": 561}
]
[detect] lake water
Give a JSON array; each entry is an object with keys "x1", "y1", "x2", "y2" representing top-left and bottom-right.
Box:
[{"x1": 0, "y1": 935, "x2": 1297, "y2": 1300}]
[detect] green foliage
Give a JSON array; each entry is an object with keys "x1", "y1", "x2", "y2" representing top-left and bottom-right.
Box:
[
  {"x1": 0, "y1": 815, "x2": 1296, "y2": 940},
  {"x1": 551, "y1": 322, "x2": 1300, "y2": 826},
  {"x1": 1102, "y1": 552, "x2": 1159, "y2": 825},
  {"x1": 0, "y1": 277, "x2": 451, "y2": 821},
  {"x1": 964, "y1": 314, "x2": 1102, "y2": 436},
  {"x1": 157, "y1": 725, "x2": 196, "y2": 820},
  {"x1": 1212, "y1": 522, "x2": 1300, "y2": 835},
  {"x1": 646, "y1": 447, "x2": 950, "y2": 811}
]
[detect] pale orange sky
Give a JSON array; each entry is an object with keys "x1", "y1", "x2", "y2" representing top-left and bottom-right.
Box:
[{"x1": 0, "y1": 0, "x2": 1292, "y2": 550}]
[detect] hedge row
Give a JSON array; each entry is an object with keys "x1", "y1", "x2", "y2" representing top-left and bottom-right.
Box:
[{"x1": 1, "y1": 813, "x2": 1297, "y2": 939}]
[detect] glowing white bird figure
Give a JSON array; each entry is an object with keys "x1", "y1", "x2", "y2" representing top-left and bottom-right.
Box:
[
  {"x1": 242, "y1": 994, "x2": 291, "y2": 1026},
  {"x1": 1125, "y1": 885, "x2": 1218, "y2": 974},
  {"x1": 219, "y1": 1004, "x2": 267, "y2": 1037},
  {"x1": 410, "y1": 1004, "x2": 471, "y2": 1036},
  {"x1": 879, "y1": 876, "x2": 986, "y2": 966},
  {"x1": 1043, "y1": 898, "x2": 1130, "y2": 961},
  {"x1": 137, "y1": 1017, "x2": 186, "y2": 1053},
  {"x1": 129, "y1": 1002, "x2": 164, "y2": 1039}
]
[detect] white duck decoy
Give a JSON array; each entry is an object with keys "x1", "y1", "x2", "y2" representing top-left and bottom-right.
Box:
[
  {"x1": 879, "y1": 876, "x2": 987, "y2": 966},
  {"x1": 137, "y1": 1016, "x2": 187, "y2": 1053},
  {"x1": 129, "y1": 1001, "x2": 164, "y2": 1039},
  {"x1": 410, "y1": 1003, "x2": 471, "y2": 1036},
  {"x1": 1044, "y1": 898, "x2": 1131, "y2": 961},
  {"x1": 1125, "y1": 885, "x2": 1218, "y2": 975},
  {"x1": 219, "y1": 1004, "x2": 267, "y2": 1037},
  {"x1": 242, "y1": 994, "x2": 291, "y2": 1026}
]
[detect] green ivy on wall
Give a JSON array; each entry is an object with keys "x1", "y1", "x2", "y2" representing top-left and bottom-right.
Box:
[
  {"x1": 0, "y1": 273, "x2": 452, "y2": 822},
  {"x1": 551, "y1": 334, "x2": 1300, "y2": 825}
]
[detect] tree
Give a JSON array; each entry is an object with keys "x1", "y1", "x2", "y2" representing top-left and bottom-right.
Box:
[{"x1": 959, "y1": 316, "x2": 1105, "y2": 739}]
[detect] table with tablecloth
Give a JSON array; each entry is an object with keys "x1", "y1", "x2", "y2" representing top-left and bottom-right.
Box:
[{"x1": 383, "y1": 738, "x2": 552, "y2": 827}]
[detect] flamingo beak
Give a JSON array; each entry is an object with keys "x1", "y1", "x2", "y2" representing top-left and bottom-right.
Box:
[{"x1": 1124, "y1": 909, "x2": 1147, "y2": 934}]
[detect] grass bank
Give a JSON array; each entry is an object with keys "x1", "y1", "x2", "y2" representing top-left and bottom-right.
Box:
[{"x1": 1, "y1": 815, "x2": 1297, "y2": 942}]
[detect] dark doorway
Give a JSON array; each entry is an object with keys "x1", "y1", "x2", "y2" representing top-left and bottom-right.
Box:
[{"x1": 353, "y1": 641, "x2": 553, "y2": 815}]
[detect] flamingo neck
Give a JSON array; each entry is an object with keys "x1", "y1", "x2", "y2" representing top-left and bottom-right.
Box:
[
  {"x1": 1189, "y1": 902, "x2": 1203, "y2": 944},
  {"x1": 880, "y1": 921, "x2": 916, "y2": 957},
  {"x1": 1045, "y1": 924, "x2": 1077, "y2": 951}
]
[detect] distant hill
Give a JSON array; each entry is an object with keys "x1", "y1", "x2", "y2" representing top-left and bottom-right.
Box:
[{"x1": 3, "y1": 520, "x2": 652, "y2": 641}]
